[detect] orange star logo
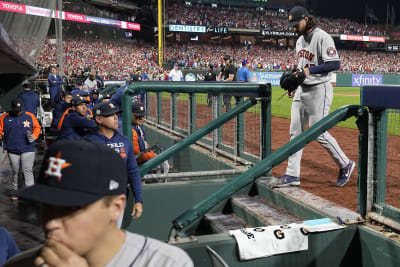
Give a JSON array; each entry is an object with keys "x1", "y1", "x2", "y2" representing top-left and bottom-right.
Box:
[{"x1": 44, "y1": 152, "x2": 72, "y2": 181}]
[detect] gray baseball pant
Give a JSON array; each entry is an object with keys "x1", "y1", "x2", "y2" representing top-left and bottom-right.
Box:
[{"x1": 7, "y1": 152, "x2": 35, "y2": 191}]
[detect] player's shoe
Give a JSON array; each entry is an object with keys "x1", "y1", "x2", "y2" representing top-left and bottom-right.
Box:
[
  {"x1": 336, "y1": 160, "x2": 355, "y2": 187},
  {"x1": 270, "y1": 175, "x2": 300, "y2": 187}
]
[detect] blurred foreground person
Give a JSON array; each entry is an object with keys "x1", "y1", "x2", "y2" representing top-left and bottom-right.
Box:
[{"x1": 4, "y1": 140, "x2": 194, "y2": 267}]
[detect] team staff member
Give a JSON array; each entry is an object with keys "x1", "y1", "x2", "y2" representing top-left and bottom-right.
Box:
[
  {"x1": 217, "y1": 55, "x2": 236, "y2": 111},
  {"x1": 168, "y1": 63, "x2": 184, "y2": 81},
  {"x1": 83, "y1": 71, "x2": 98, "y2": 92},
  {"x1": 88, "y1": 88, "x2": 100, "y2": 111},
  {"x1": 50, "y1": 91, "x2": 72, "y2": 132},
  {"x1": 17, "y1": 83, "x2": 39, "y2": 116},
  {"x1": 274, "y1": 6, "x2": 355, "y2": 187},
  {"x1": 47, "y1": 67, "x2": 64, "y2": 107},
  {"x1": 57, "y1": 96, "x2": 96, "y2": 140},
  {"x1": 237, "y1": 60, "x2": 251, "y2": 82},
  {"x1": 205, "y1": 64, "x2": 216, "y2": 106},
  {"x1": 5, "y1": 140, "x2": 193, "y2": 267},
  {"x1": 0, "y1": 99, "x2": 40, "y2": 198},
  {"x1": 86, "y1": 102, "x2": 143, "y2": 221}
]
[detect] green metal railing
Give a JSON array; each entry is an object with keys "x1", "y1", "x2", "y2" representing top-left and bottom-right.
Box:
[
  {"x1": 120, "y1": 81, "x2": 271, "y2": 175},
  {"x1": 171, "y1": 105, "x2": 367, "y2": 232},
  {"x1": 100, "y1": 84, "x2": 120, "y2": 95}
]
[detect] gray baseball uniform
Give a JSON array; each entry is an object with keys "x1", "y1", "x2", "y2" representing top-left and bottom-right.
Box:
[{"x1": 285, "y1": 27, "x2": 350, "y2": 178}]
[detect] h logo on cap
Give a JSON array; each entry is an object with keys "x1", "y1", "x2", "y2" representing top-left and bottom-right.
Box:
[{"x1": 45, "y1": 152, "x2": 71, "y2": 181}]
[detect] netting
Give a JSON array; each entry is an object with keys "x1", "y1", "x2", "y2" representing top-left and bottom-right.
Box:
[
  {"x1": 385, "y1": 109, "x2": 400, "y2": 209},
  {"x1": 0, "y1": 0, "x2": 55, "y2": 66}
]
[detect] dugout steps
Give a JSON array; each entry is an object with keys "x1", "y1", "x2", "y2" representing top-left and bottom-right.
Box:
[{"x1": 200, "y1": 179, "x2": 357, "y2": 235}]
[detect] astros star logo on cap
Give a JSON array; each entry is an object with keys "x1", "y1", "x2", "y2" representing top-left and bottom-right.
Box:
[{"x1": 45, "y1": 152, "x2": 72, "y2": 181}]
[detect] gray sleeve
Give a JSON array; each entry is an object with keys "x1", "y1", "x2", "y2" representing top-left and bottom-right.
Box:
[{"x1": 319, "y1": 32, "x2": 340, "y2": 62}]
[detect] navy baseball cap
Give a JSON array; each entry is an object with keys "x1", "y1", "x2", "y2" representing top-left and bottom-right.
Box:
[
  {"x1": 288, "y1": 6, "x2": 309, "y2": 27},
  {"x1": 132, "y1": 102, "x2": 146, "y2": 116},
  {"x1": 16, "y1": 140, "x2": 127, "y2": 206},
  {"x1": 93, "y1": 101, "x2": 120, "y2": 117},
  {"x1": 102, "y1": 93, "x2": 112, "y2": 100},
  {"x1": 11, "y1": 99, "x2": 23, "y2": 112},
  {"x1": 92, "y1": 88, "x2": 99, "y2": 95},
  {"x1": 71, "y1": 95, "x2": 89, "y2": 106},
  {"x1": 242, "y1": 59, "x2": 249, "y2": 66}
]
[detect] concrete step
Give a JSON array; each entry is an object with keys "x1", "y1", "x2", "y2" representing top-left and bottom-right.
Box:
[
  {"x1": 204, "y1": 213, "x2": 249, "y2": 233},
  {"x1": 232, "y1": 195, "x2": 302, "y2": 227},
  {"x1": 256, "y1": 178, "x2": 363, "y2": 224}
]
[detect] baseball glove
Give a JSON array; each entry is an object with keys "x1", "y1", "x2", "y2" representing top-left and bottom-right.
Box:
[{"x1": 280, "y1": 68, "x2": 306, "y2": 92}]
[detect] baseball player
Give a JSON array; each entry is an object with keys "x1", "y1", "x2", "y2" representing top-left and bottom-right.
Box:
[{"x1": 275, "y1": 6, "x2": 355, "y2": 187}]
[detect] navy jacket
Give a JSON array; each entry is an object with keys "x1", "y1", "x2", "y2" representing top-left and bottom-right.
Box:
[
  {"x1": 0, "y1": 226, "x2": 20, "y2": 266},
  {"x1": 58, "y1": 110, "x2": 96, "y2": 140},
  {"x1": 85, "y1": 131, "x2": 143, "y2": 203},
  {"x1": 51, "y1": 100, "x2": 71, "y2": 128},
  {"x1": 17, "y1": 90, "x2": 39, "y2": 116},
  {"x1": 48, "y1": 74, "x2": 64, "y2": 90},
  {"x1": 0, "y1": 111, "x2": 41, "y2": 154}
]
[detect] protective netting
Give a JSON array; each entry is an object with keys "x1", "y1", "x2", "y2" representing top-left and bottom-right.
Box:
[
  {"x1": 384, "y1": 109, "x2": 400, "y2": 209},
  {"x1": 0, "y1": 0, "x2": 55, "y2": 66}
]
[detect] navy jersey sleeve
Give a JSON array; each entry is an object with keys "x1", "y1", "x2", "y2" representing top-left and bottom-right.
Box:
[
  {"x1": 110, "y1": 84, "x2": 127, "y2": 109},
  {"x1": 69, "y1": 115, "x2": 97, "y2": 129},
  {"x1": 126, "y1": 141, "x2": 143, "y2": 203}
]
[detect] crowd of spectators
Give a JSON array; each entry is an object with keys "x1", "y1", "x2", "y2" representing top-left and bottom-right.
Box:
[
  {"x1": 166, "y1": 3, "x2": 386, "y2": 37},
  {"x1": 36, "y1": 37, "x2": 400, "y2": 80}
]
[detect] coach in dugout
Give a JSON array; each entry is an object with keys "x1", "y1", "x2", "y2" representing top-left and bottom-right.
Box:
[
  {"x1": 0, "y1": 99, "x2": 41, "y2": 200},
  {"x1": 57, "y1": 96, "x2": 96, "y2": 140},
  {"x1": 86, "y1": 101, "x2": 143, "y2": 224},
  {"x1": 217, "y1": 55, "x2": 236, "y2": 111},
  {"x1": 48, "y1": 66, "x2": 64, "y2": 107},
  {"x1": 17, "y1": 83, "x2": 39, "y2": 117}
]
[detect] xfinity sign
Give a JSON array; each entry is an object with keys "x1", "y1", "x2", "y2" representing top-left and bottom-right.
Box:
[
  {"x1": 169, "y1": 24, "x2": 206, "y2": 33},
  {"x1": 352, "y1": 74, "x2": 383, "y2": 87}
]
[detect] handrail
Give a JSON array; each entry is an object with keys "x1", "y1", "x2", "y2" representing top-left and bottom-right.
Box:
[
  {"x1": 121, "y1": 81, "x2": 270, "y2": 144},
  {"x1": 171, "y1": 105, "x2": 366, "y2": 232},
  {"x1": 139, "y1": 98, "x2": 257, "y2": 176}
]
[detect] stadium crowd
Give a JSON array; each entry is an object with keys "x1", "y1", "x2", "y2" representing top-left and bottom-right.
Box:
[
  {"x1": 166, "y1": 3, "x2": 386, "y2": 36},
  {"x1": 36, "y1": 38, "x2": 400, "y2": 78}
]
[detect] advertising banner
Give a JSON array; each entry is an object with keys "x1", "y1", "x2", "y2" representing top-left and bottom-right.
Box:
[
  {"x1": 340, "y1": 34, "x2": 385, "y2": 43},
  {"x1": 0, "y1": 1, "x2": 25, "y2": 13},
  {"x1": 168, "y1": 24, "x2": 206, "y2": 33},
  {"x1": 126, "y1": 22, "x2": 140, "y2": 31},
  {"x1": 250, "y1": 72, "x2": 283, "y2": 86},
  {"x1": 26, "y1": 5, "x2": 52, "y2": 17},
  {"x1": 352, "y1": 74, "x2": 383, "y2": 87},
  {"x1": 261, "y1": 29, "x2": 296, "y2": 37},
  {"x1": 64, "y1": 12, "x2": 87, "y2": 23}
]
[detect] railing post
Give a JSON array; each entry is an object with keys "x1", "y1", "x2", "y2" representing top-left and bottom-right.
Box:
[
  {"x1": 188, "y1": 93, "x2": 196, "y2": 134},
  {"x1": 375, "y1": 109, "x2": 388, "y2": 207},
  {"x1": 156, "y1": 92, "x2": 162, "y2": 124},
  {"x1": 234, "y1": 97, "x2": 244, "y2": 158},
  {"x1": 170, "y1": 93, "x2": 178, "y2": 130},
  {"x1": 212, "y1": 95, "x2": 218, "y2": 155}
]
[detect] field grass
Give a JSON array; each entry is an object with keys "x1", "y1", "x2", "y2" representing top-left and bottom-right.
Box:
[{"x1": 270, "y1": 86, "x2": 361, "y2": 130}]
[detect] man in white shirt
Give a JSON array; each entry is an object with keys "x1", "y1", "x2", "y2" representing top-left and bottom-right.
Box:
[
  {"x1": 168, "y1": 63, "x2": 184, "y2": 81},
  {"x1": 83, "y1": 70, "x2": 98, "y2": 92}
]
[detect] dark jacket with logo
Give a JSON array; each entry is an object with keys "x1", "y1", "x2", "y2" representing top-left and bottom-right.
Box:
[
  {"x1": 0, "y1": 111, "x2": 41, "y2": 154},
  {"x1": 57, "y1": 110, "x2": 96, "y2": 140},
  {"x1": 85, "y1": 131, "x2": 142, "y2": 203},
  {"x1": 17, "y1": 90, "x2": 39, "y2": 116}
]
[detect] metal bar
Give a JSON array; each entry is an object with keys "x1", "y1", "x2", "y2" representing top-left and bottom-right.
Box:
[
  {"x1": 139, "y1": 98, "x2": 258, "y2": 176},
  {"x1": 144, "y1": 119, "x2": 253, "y2": 166},
  {"x1": 172, "y1": 105, "x2": 364, "y2": 232},
  {"x1": 143, "y1": 169, "x2": 246, "y2": 180},
  {"x1": 189, "y1": 93, "x2": 196, "y2": 134},
  {"x1": 156, "y1": 92, "x2": 162, "y2": 124},
  {"x1": 356, "y1": 107, "x2": 369, "y2": 217},
  {"x1": 375, "y1": 110, "x2": 388, "y2": 205},
  {"x1": 212, "y1": 95, "x2": 218, "y2": 155},
  {"x1": 368, "y1": 212, "x2": 400, "y2": 233},
  {"x1": 366, "y1": 112, "x2": 375, "y2": 214}
]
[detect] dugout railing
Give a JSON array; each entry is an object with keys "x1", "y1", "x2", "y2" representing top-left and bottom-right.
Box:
[
  {"x1": 360, "y1": 85, "x2": 400, "y2": 229},
  {"x1": 120, "y1": 81, "x2": 272, "y2": 177}
]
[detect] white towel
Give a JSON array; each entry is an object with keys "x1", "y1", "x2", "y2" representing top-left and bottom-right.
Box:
[{"x1": 229, "y1": 223, "x2": 308, "y2": 261}]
